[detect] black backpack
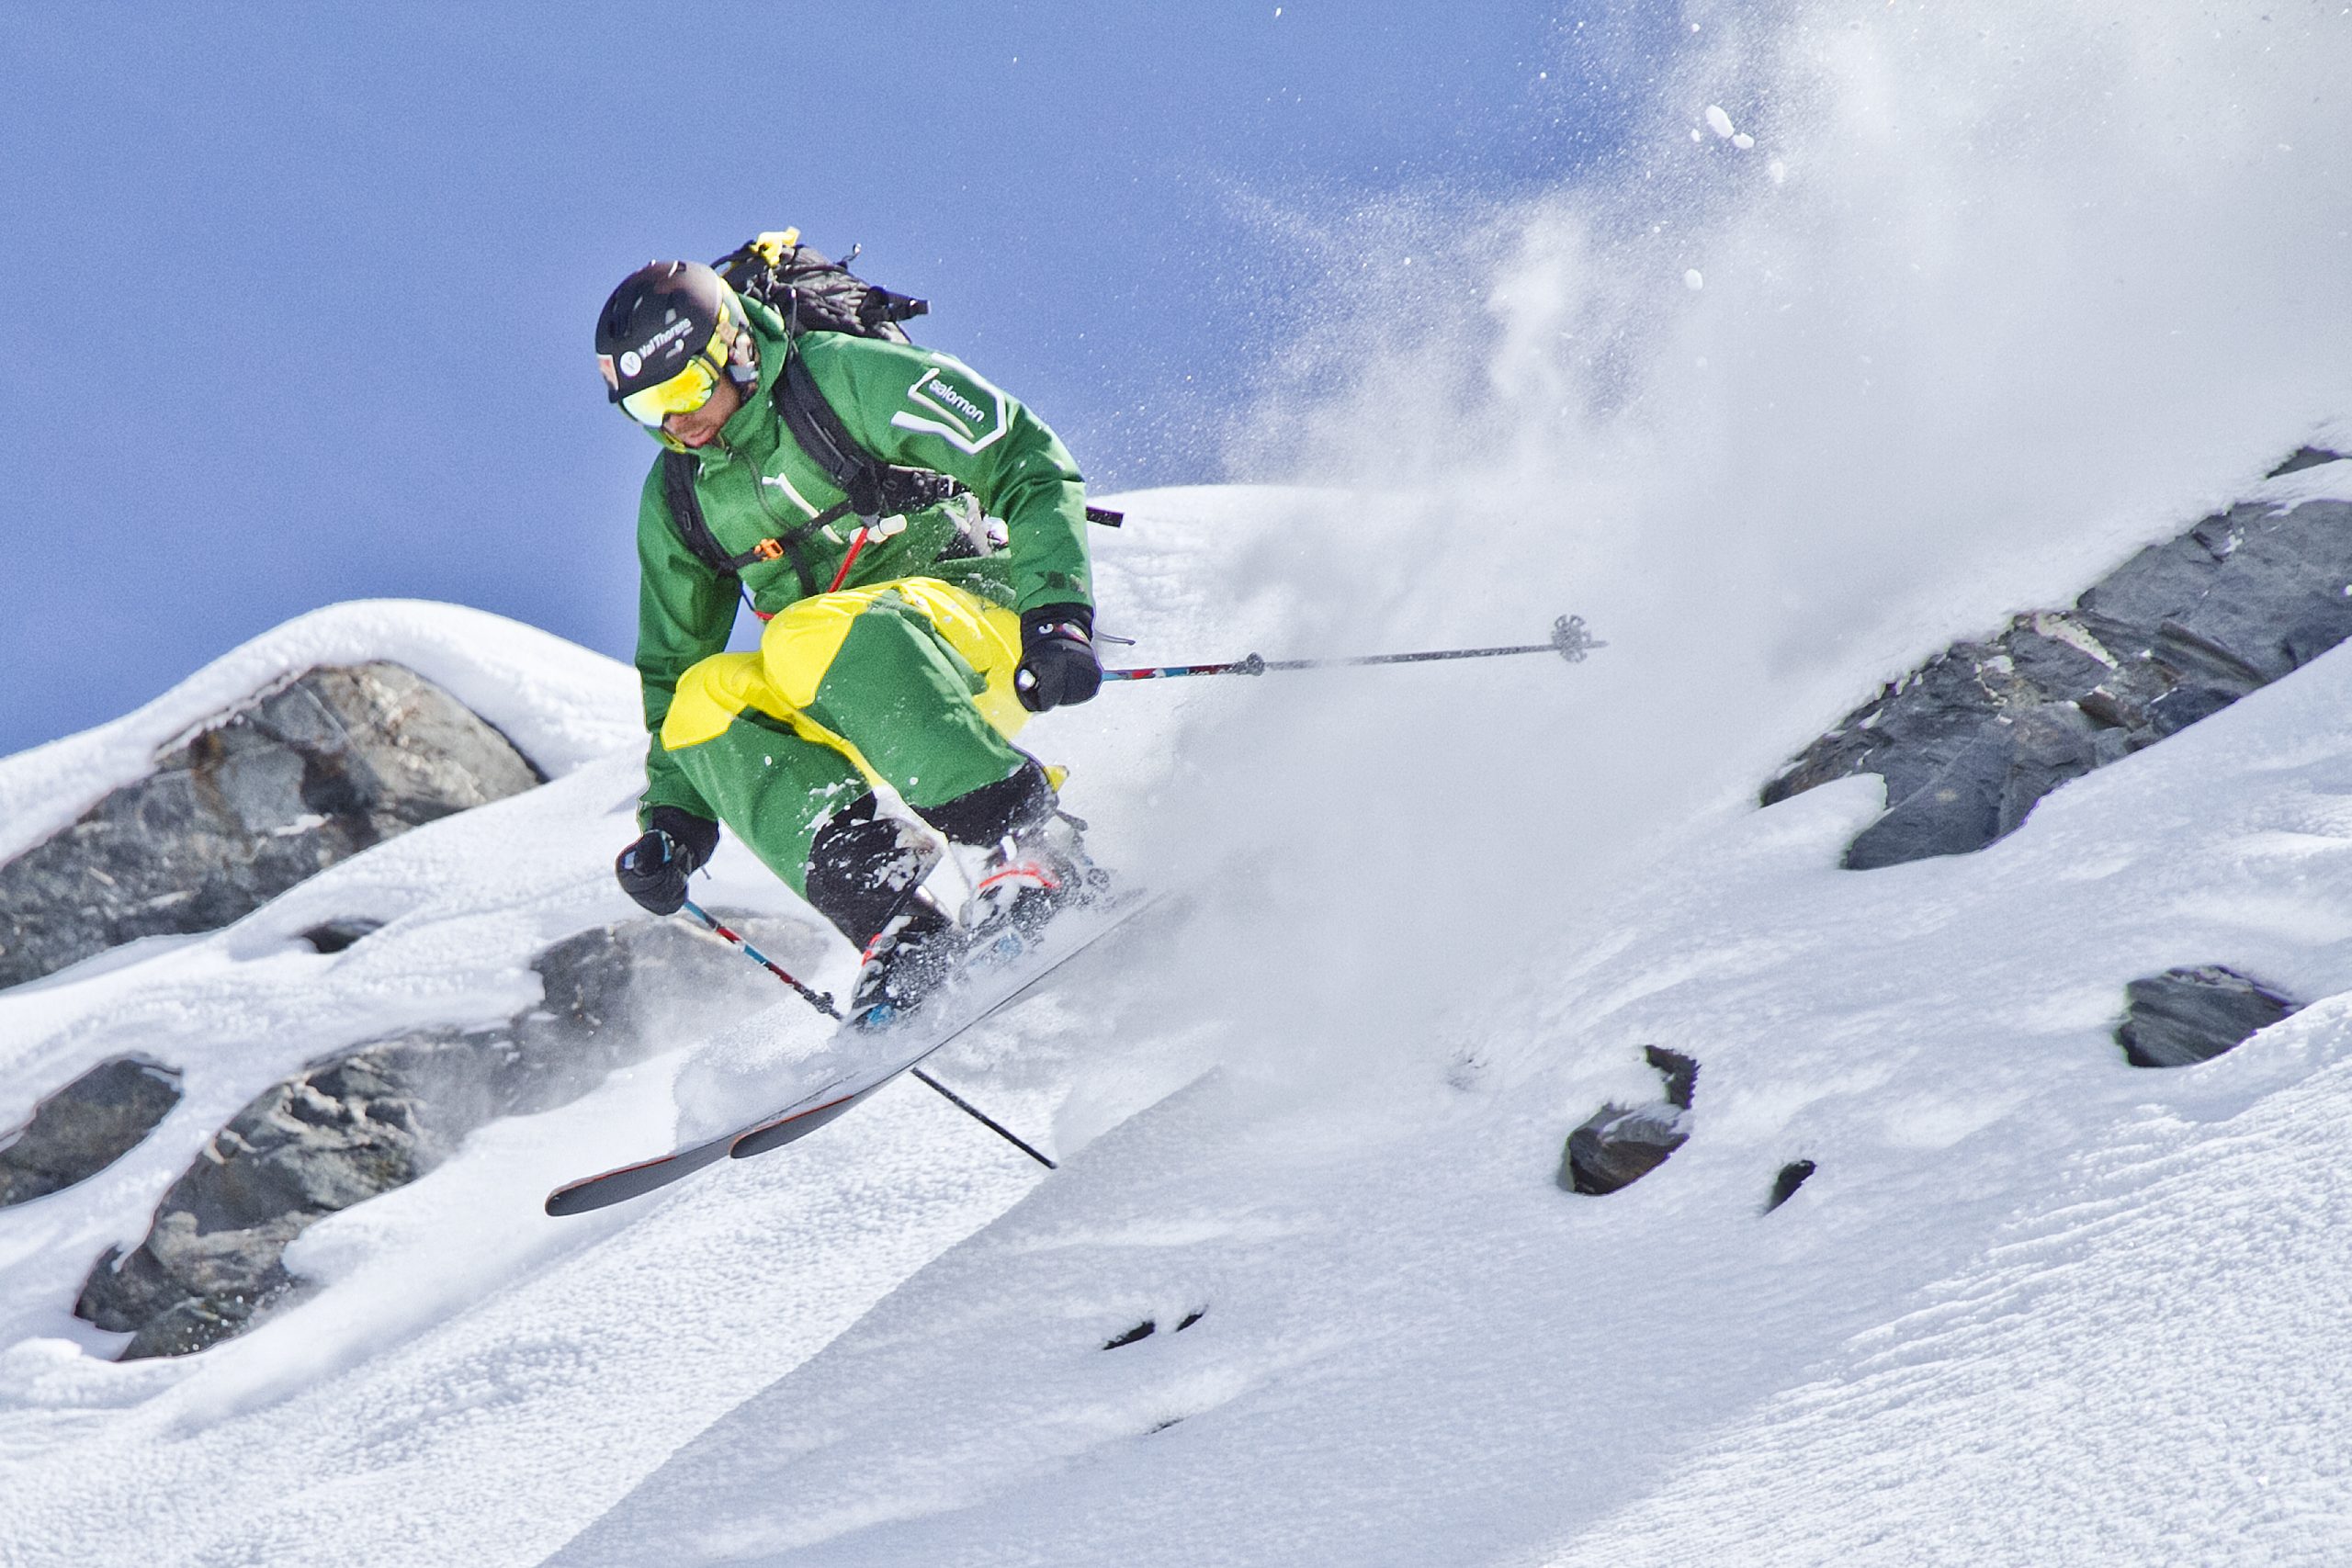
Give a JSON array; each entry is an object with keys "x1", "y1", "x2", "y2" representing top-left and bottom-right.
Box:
[
  {"x1": 715, "y1": 228, "x2": 931, "y2": 343},
  {"x1": 659, "y1": 229, "x2": 1115, "y2": 601}
]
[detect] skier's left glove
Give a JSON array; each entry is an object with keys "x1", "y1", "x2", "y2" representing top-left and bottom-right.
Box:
[
  {"x1": 615, "y1": 807, "x2": 719, "y2": 916},
  {"x1": 1014, "y1": 604, "x2": 1102, "y2": 713}
]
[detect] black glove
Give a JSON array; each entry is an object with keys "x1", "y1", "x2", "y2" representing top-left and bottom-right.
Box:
[
  {"x1": 615, "y1": 807, "x2": 719, "y2": 916},
  {"x1": 1014, "y1": 603, "x2": 1102, "y2": 713}
]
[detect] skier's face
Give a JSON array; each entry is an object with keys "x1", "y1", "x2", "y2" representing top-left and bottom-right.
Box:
[{"x1": 662, "y1": 376, "x2": 744, "y2": 448}]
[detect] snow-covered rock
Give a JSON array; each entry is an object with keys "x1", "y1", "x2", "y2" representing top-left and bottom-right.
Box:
[
  {"x1": 2115, "y1": 964, "x2": 2301, "y2": 1070},
  {"x1": 1767, "y1": 464, "x2": 2352, "y2": 868},
  {"x1": 1558, "y1": 1044, "x2": 1696, "y2": 1194},
  {"x1": 0, "y1": 1060, "x2": 183, "y2": 1209},
  {"x1": 74, "y1": 913, "x2": 825, "y2": 1359}
]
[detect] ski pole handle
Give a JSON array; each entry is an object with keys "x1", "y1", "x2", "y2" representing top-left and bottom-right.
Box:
[
  {"x1": 1103, "y1": 654, "x2": 1266, "y2": 682},
  {"x1": 681, "y1": 899, "x2": 842, "y2": 1020}
]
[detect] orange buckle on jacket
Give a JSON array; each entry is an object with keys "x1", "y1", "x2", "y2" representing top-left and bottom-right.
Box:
[{"x1": 751, "y1": 538, "x2": 786, "y2": 561}]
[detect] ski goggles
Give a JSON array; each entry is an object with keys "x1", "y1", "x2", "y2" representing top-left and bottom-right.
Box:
[
  {"x1": 608, "y1": 297, "x2": 749, "y2": 427},
  {"x1": 618, "y1": 344, "x2": 725, "y2": 426}
]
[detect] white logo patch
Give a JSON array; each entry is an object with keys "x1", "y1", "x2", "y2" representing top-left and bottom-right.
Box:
[
  {"x1": 617, "y1": 350, "x2": 643, "y2": 378},
  {"x1": 633, "y1": 317, "x2": 695, "y2": 362},
  {"x1": 893, "y1": 364, "x2": 1008, "y2": 455}
]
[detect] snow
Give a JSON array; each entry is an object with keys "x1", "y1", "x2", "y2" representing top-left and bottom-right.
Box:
[
  {"x1": 542, "y1": 626, "x2": 2352, "y2": 1567},
  {"x1": 6, "y1": 474, "x2": 2352, "y2": 1562}
]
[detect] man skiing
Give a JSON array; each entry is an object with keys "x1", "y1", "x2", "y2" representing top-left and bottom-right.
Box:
[{"x1": 595, "y1": 255, "x2": 1104, "y2": 1028}]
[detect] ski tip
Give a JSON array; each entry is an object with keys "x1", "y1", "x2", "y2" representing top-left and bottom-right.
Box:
[
  {"x1": 545, "y1": 1171, "x2": 652, "y2": 1217},
  {"x1": 543, "y1": 1185, "x2": 599, "y2": 1218},
  {"x1": 729, "y1": 1090, "x2": 864, "y2": 1160}
]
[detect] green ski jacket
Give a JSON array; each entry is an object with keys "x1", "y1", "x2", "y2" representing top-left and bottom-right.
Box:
[{"x1": 631, "y1": 297, "x2": 1093, "y2": 820}]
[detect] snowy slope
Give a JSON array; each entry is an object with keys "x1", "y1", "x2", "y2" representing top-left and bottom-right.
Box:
[
  {"x1": 4, "y1": 469, "x2": 2352, "y2": 1565},
  {"x1": 545, "y1": 609, "x2": 2352, "y2": 1567},
  {"x1": 0, "y1": 487, "x2": 1338, "y2": 1566}
]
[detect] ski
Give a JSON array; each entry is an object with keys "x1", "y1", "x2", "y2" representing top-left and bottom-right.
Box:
[{"x1": 543, "y1": 889, "x2": 1166, "y2": 1217}]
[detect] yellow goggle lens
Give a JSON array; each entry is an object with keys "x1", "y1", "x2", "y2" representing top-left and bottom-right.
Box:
[{"x1": 619, "y1": 355, "x2": 720, "y2": 425}]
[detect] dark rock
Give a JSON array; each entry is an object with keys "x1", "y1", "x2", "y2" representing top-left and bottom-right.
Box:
[
  {"x1": 74, "y1": 912, "x2": 818, "y2": 1358},
  {"x1": 1561, "y1": 1105, "x2": 1690, "y2": 1195},
  {"x1": 1765, "y1": 1160, "x2": 1816, "y2": 1213},
  {"x1": 2266, "y1": 446, "x2": 2346, "y2": 479},
  {"x1": 2143, "y1": 682, "x2": 2239, "y2": 739},
  {"x1": 0, "y1": 663, "x2": 543, "y2": 991},
  {"x1": 1558, "y1": 1047, "x2": 1697, "y2": 1196},
  {"x1": 1843, "y1": 703, "x2": 2104, "y2": 870},
  {"x1": 1768, "y1": 494, "x2": 2352, "y2": 865},
  {"x1": 0, "y1": 1057, "x2": 184, "y2": 1206},
  {"x1": 122, "y1": 1297, "x2": 251, "y2": 1361},
  {"x1": 1839, "y1": 727, "x2": 2007, "y2": 869},
  {"x1": 300, "y1": 919, "x2": 384, "y2": 954},
  {"x1": 1102, "y1": 1311, "x2": 1203, "y2": 1349},
  {"x1": 1645, "y1": 1045, "x2": 1698, "y2": 1111},
  {"x1": 2116, "y1": 965, "x2": 2298, "y2": 1068}
]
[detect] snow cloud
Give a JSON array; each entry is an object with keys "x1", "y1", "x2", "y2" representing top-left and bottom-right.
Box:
[{"x1": 1185, "y1": 0, "x2": 2352, "y2": 1079}]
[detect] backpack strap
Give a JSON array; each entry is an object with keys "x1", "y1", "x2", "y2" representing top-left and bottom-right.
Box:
[
  {"x1": 660, "y1": 447, "x2": 843, "y2": 600},
  {"x1": 774, "y1": 348, "x2": 888, "y2": 517},
  {"x1": 660, "y1": 451, "x2": 737, "y2": 579},
  {"x1": 661, "y1": 340, "x2": 1006, "y2": 607},
  {"x1": 775, "y1": 343, "x2": 965, "y2": 523}
]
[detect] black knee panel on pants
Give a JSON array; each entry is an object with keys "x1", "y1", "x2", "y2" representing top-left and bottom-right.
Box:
[
  {"x1": 804, "y1": 794, "x2": 937, "y2": 950},
  {"x1": 915, "y1": 758, "x2": 1056, "y2": 848}
]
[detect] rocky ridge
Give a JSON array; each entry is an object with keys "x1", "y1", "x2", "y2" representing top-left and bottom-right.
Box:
[
  {"x1": 1764, "y1": 450, "x2": 2352, "y2": 868},
  {"x1": 0, "y1": 661, "x2": 542, "y2": 990},
  {"x1": 73, "y1": 914, "x2": 821, "y2": 1359}
]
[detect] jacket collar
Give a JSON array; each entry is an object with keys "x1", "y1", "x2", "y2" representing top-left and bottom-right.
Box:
[{"x1": 678, "y1": 299, "x2": 791, "y2": 464}]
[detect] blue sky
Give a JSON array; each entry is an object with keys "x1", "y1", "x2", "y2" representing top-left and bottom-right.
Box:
[{"x1": 0, "y1": 3, "x2": 1667, "y2": 757}]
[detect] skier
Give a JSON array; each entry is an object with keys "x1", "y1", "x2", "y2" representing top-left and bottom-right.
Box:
[{"x1": 595, "y1": 258, "x2": 1103, "y2": 1027}]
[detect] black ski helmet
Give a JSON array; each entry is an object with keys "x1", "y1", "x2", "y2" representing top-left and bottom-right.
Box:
[{"x1": 594, "y1": 260, "x2": 751, "y2": 406}]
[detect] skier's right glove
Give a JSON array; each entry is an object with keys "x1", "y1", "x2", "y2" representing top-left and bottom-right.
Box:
[
  {"x1": 1014, "y1": 603, "x2": 1102, "y2": 713},
  {"x1": 615, "y1": 807, "x2": 720, "y2": 916}
]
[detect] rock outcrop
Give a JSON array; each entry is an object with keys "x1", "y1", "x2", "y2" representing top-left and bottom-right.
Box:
[
  {"x1": 2116, "y1": 964, "x2": 2299, "y2": 1068},
  {"x1": 1765, "y1": 463, "x2": 2352, "y2": 868},
  {"x1": 1765, "y1": 1159, "x2": 1815, "y2": 1214},
  {"x1": 1558, "y1": 1046, "x2": 1697, "y2": 1196},
  {"x1": 0, "y1": 662, "x2": 541, "y2": 990},
  {"x1": 0, "y1": 1058, "x2": 185, "y2": 1207},
  {"x1": 74, "y1": 913, "x2": 819, "y2": 1359}
]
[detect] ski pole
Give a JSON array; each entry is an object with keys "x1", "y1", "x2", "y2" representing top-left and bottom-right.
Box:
[
  {"x1": 678, "y1": 898, "x2": 1058, "y2": 1170},
  {"x1": 681, "y1": 899, "x2": 841, "y2": 1020},
  {"x1": 1102, "y1": 614, "x2": 1604, "y2": 682},
  {"x1": 910, "y1": 1066, "x2": 1057, "y2": 1169}
]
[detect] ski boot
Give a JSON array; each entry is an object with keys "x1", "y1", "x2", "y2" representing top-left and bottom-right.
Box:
[
  {"x1": 963, "y1": 811, "x2": 1112, "y2": 956},
  {"x1": 846, "y1": 891, "x2": 969, "y2": 1033}
]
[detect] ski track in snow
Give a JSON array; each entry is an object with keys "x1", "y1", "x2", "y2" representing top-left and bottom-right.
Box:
[{"x1": 6, "y1": 484, "x2": 2352, "y2": 1562}]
